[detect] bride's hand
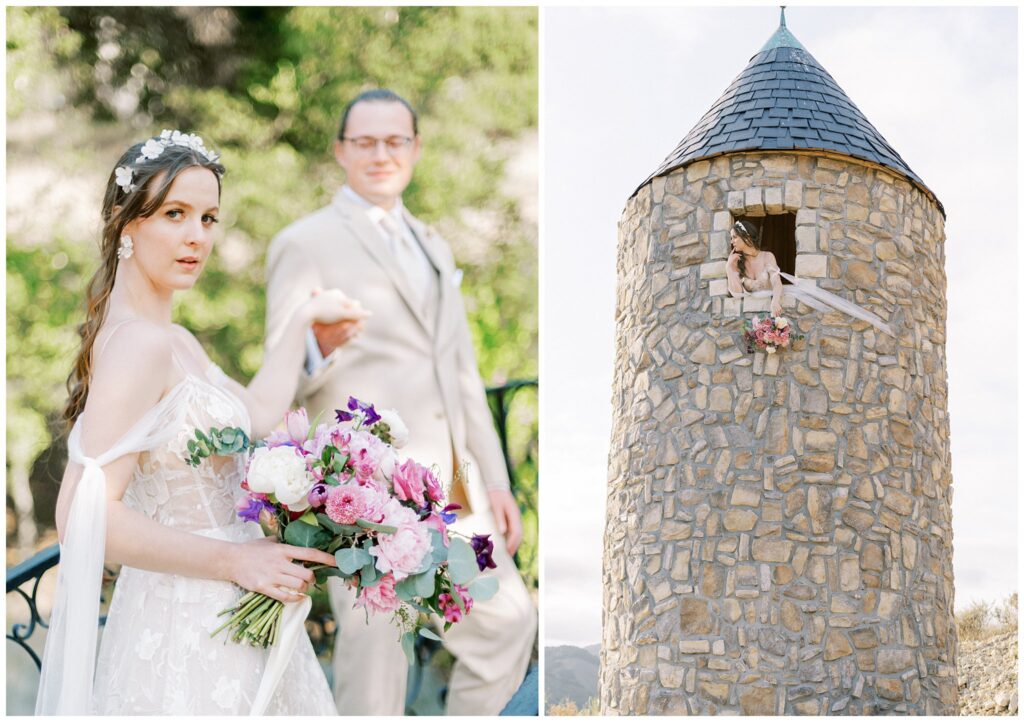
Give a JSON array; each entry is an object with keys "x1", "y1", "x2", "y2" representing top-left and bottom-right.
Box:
[
  {"x1": 308, "y1": 288, "x2": 370, "y2": 355},
  {"x1": 726, "y1": 251, "x2": 741, "y2": 272},
  {"x1": 771, "y1": 302, "x2": 783, "y2": 317},
  {"x1": 227, "y1": 537, "x2": 337, "y2": 603},
  {"x1": 303, "y1": 288, "x2": 371, "y2": 326}
]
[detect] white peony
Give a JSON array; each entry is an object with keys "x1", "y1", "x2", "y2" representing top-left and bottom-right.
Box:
[
  {"x1": 378, "y1": 408, "x2": 409, "y2": 448},
  {"x1": 246, "y1": 446, "x2": 313, "y2": 509},
  {"x1": 766, "y1": 346, "x2": 777, "y2": 354},
  {"x1": 775, "y1": 317, "x2": 789, "y2": 329}
]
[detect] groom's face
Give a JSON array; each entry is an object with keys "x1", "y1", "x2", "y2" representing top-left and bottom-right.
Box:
[{"x1": 334, "y1": 100, "x2": 421, "y2": 210}]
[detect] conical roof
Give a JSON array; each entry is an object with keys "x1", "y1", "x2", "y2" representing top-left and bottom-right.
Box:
[{"x1": 636, "y1": 10, "x2": 943, "y2": 215}]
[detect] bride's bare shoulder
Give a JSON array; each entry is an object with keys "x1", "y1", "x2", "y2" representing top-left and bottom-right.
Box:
[
  {"x1": 80, "y1": 320, "x2": 175, "y2": 449},
  {"x1": 89, "y1": 320, "x2": 174, "y2": 401}
]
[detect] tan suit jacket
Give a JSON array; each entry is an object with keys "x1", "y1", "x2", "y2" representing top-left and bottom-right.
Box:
[{"x1": 265, "y1": 189, "x2": 510, "y2": 501}]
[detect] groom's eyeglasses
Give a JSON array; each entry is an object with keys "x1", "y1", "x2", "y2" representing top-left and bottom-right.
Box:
[{"x1": 342, "y1": 136, "x2": 415, "y2": 156}]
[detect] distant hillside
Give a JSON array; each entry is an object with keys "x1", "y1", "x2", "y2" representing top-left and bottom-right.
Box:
[{"x1": 545, "y1": 645, "x2": 599, "y2": 711}]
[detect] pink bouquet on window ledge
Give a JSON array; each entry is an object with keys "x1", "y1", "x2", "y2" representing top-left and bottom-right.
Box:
[
  {"x1": 185, "y1": 397, "x2": 498, "y2": 662},
  {"x1": 743, "y1": 315, "x2": 804, "y2": 354}
]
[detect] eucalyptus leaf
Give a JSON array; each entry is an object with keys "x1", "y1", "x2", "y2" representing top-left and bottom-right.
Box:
[
  {"x1": 360, "y1": 561, "x2": 379, "y2": 587},
  {"x1": 405, "y1": 599, "x2": 432, "y2": 615},
  {"x1": 429, "y1": 529, "x2": 448, "y2": 565},
  {"x1": 446, "y1": 538, "x2": 479, "y2": 585},
  {"x1": 395, "y1": 570, "x2": 434, "y2": 601},
  {"x1": 316, "y1": 514, "x2": 345, "y2": 534},
  {"x1": 418, "y1": 627, "x2": 443, "y2": 642},
  {"x1": 356, "y1": 518, "x2": 398, "y2": 535},
  {"x1": 468, "y1": 576, "x2": 499, "y2": 602},
  {"x1": 335, "y1": 546, "x2": 373, "y2": 575},
  {"x1": 283, "y1": 520, "x2": 331, "y2": 548},
  {"x1": 400, "y1": 631, "x2": 415, "y2": 665}
]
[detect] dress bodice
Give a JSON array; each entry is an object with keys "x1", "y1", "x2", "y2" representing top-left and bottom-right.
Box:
[
  {"x1": 741, "y1": 265, "x2": 780, "y2": 292},
  {"x1": 122, "y1": 366, "x2": 251, "y2": 532}
]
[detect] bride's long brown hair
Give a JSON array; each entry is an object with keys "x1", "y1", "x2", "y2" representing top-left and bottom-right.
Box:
[
  {"x1": 63, "y1": 137, "x2": 225, "y2": 428},
  {"x1": 733, "y1": 219, "x2": 762, "y2": 280}
]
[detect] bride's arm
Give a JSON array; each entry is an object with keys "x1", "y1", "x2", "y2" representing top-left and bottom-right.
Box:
[
  {"x1": 58, "y1": 325, "x2": 334, "y2": 602},
  {"x1": 726, "y1": 250, "x2": 744, "y2": 296},
  {"x1": 219, "y1": 291, "x2": 367, "y2": 438}
]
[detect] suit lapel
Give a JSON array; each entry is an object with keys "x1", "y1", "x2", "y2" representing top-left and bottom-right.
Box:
[{"x1": 332, "y1": 194, "x2": 433, "y2": 336}]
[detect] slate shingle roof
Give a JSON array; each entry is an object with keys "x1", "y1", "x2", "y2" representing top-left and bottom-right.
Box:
[{"x1": 635, "y1": 18, "x2": 943, "y2": 215}]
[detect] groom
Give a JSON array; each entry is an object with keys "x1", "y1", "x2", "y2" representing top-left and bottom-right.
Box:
[{"x1": 264, "y1": 89, "x2": 536, "y2": 715}]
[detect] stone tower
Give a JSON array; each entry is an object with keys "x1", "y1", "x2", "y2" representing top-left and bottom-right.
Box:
[{"x1": 601, "y1": 11, "x2": 955, "y2": 715}]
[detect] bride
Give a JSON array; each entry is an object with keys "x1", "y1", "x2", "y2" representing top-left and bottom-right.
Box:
[
  {"x1": 725, "y1": 219, "x2": 783, "y2": 317},
  {"x1": 35, "y1": 131, "x2": 368, "y2": 714},
  {"x1": 724, "y1": 219, "x2": 895, "y2": 337}
]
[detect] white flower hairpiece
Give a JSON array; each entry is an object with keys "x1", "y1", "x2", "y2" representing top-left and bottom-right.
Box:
[
  {"x1": 117, "y1": 129, "x2": 221, "y2": 194},
  {"x1": 114, "y1": 166, "x2": 135, "y2": 193}
]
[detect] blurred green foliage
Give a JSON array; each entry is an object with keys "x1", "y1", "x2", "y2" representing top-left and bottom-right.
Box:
[{"x1": 6, "y1": 6, "x2": 537, "y2": 589}]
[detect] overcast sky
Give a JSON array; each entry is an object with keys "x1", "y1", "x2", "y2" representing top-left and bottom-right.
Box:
[{"x1": 542, "y1": 5, "x2": 1017, "y2": 648}]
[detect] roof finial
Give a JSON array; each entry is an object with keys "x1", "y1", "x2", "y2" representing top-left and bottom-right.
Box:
[{"x1": 780, "y1": 6, "x2": 787, "y2": 28}]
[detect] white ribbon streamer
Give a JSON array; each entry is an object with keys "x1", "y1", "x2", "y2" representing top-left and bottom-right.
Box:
[
  {"x1": 248, "y1": 595, "x2": 312, "y2": 716},
  {"x1": 742, "y1": 271, "x2": 895, "y2": 337}
]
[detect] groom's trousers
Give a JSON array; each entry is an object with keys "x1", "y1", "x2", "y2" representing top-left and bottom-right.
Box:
[{"x1": 327, "y1": 451, "x2": 536, "y2": 716}]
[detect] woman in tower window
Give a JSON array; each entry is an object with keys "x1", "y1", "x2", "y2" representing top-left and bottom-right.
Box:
[{"x1": 725, "y1": 220, "x2": 784, "y2": 317}]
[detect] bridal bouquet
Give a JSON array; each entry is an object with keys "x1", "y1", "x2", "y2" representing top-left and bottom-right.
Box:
[
  {"x1": 743, "y1": 315, "x2": 804, "y2": 354},
  {"x1": 185, "y1": 397, "x2": 498, "y2": 660}
]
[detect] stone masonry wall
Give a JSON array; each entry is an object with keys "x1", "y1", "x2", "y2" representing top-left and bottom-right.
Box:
[{"x1": 600, "y1": 152, "x2": 955, "y2": 715}]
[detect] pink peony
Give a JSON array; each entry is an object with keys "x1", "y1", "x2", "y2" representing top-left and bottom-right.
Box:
[
  {"x1": 392, "y1": 459, "x2": 429, "y2": 507},
  {"x1": 369, "y1": 498, "x2": 431, "y2": 581},
  {"x1": 354, "y1": 573, "x2": 401, "y2": 615}
]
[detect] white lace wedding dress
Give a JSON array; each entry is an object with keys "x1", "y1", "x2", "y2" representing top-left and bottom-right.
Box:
[{"x1": 36, "y1": 345, "x2": 336, "y2": 715}]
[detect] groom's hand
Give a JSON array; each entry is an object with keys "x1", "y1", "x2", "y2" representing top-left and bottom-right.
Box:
[
  {"x1": 310, "y1": 287, "x2": 367, "y2": 356},
  {"x1": 313, "y1": 319, "x2": 363, "y2": 356},
  {"x1": 487, "y1": 488, "x2": 523, "y2": 556}
]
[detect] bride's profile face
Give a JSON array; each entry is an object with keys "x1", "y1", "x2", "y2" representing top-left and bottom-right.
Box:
[
  {"x1": 122, "y1": 167, "x2": 221, "y2": 292},
  {"x1": 730, "y1": 229, "x2": 757, "y2": 255}
]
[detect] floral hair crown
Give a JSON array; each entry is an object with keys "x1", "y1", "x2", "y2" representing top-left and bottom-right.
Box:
[{"x1": 114, "y1": 129, "x2": 221, "y2": 194}]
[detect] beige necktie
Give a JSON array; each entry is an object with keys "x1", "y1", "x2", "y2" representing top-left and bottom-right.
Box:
[{"x1": 379, "y1": 214, "x2": 422, "y2": 299}]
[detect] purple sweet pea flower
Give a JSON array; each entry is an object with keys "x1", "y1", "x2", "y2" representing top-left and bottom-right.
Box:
[
  {"x1": 342, "y1": 396, "x2": 382, "y2": 426},
  {"x1": 471, "y1": 533, "x2": 496, "y2": 571},
  {"x1": 362, "y1": 404, "x2": 381, "y2": 426},
  {"x1": 237, "y1": 496, "x2": 273, "y2": 523},
  {"x1": 440, "y1": 504, "x2": 461, "y2": 525},
  {"x1": 335, "y1": 409, "x2": 355, "y2": 423}
]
